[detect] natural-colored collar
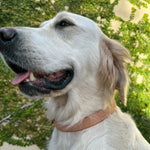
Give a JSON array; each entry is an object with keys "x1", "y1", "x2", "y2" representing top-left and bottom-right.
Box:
[{"x1": 53, "y1": 101, "x2": 117, "y2": 132}]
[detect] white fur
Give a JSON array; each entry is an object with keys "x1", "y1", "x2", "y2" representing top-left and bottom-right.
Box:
[
  {"x1": 4, "y1": 12, "x2": 150, "y2": 150},
  {"x1": 43, "y1": 12, "x2": 149, "y2": 150}
]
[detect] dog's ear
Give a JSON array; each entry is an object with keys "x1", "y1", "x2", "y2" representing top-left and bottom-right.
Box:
[{"x1": 98, "y1": 35, "x2": 130, "y2": 105}]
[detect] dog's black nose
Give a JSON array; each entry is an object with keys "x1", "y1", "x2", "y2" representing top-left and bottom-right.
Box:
[{"x1": 0, "y1": 28, "x2": 16, "y2": 42}]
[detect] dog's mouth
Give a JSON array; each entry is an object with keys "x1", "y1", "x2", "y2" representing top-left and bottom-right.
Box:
[{"x1": 6, "y1": 59, "x2": 74, "y2": 96}]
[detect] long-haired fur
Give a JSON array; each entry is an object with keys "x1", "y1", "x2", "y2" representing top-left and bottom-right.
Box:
[{"x1": 99, "y1": 35, "x2": 130, "y2": 105}]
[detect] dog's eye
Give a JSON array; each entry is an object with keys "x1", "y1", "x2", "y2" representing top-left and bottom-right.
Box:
[
  {"x1": 59, "y1": 21, "x2": 70, "y2": 27},
  {"x1": 56, "y1": 19, "x2": 74, "y2": 28}
]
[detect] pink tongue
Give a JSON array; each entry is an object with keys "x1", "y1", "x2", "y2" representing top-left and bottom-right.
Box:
[{"x1": 12, "y1": 72, "x2": 30, "y2": 85}]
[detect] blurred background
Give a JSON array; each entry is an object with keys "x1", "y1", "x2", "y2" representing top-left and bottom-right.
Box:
[{"x1": 0, "y1": 0, "x2": 150, "y2": 149}]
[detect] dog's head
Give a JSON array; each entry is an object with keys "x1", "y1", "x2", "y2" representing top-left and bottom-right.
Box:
[{"x1": 0, "y1": 12, "x2": 130, "y2": 104}]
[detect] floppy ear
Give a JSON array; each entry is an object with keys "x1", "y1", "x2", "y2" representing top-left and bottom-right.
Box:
[{"x1": 99, "y1": 35, "x2": 130, "y2": 105}]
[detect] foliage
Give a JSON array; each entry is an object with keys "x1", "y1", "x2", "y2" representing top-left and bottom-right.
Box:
[{"x1": 0, "y1": 0, "x2": 150, "y2": 149}]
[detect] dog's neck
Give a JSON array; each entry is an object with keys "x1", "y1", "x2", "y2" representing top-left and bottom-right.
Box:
[
  {"x1": 45, "y1": 75, "x2": 116, "y2": 127},
  {"x1": 53, "y1": 100, "x2": 116, "y2": 132}
]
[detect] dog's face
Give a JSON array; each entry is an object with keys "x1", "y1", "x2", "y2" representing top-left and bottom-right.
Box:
[
  {"x1": 0, "y1": 12, "x2": 129, "y2": 104},
  {"x1": 0, "y1": 12, "x2": 102, "y2": 97}
]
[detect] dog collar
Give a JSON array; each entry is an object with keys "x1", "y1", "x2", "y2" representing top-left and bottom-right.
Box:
[{"x1": 53, "y1": 101, "x2": 116, "y2": 132}]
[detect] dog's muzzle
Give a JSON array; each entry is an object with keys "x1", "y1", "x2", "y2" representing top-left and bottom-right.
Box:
[{"x1": 0, "y1": 28, "x2": 74, "y2": 97}]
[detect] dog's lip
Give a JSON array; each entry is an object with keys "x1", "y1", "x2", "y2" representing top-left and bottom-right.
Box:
[
  {"x1": 11, "y1": 71, "x2": 68, "y2": 85},
  {"x1": 17, "y1": 69, "x2": 74, "y2": 96},
  {"x1": 11, "y1": 69, "x2": 74, "y2": 89},
  {"x1": 5, "y1": 57, "x2": 74, "y2": 94}
]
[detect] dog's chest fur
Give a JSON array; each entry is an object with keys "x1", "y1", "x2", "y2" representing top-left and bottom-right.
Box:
[{"x1": 48, "y1": 108, "x2": 140, "y2": 150}]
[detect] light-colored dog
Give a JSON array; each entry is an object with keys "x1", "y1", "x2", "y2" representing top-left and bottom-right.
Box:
[{"x1": 0, "y1": 12, "x2": 150, "y2": 150}]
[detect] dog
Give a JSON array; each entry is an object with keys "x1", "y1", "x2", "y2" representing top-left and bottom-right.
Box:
[{"x1": 0, "y1": 11, "x2": 150, "y2": 150}]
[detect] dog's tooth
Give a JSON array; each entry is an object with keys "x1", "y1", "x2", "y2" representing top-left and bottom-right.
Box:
[
  {"x1": 30, "y1": 72, "x2": 36, "y2": 81},
  {"x1": 25, "y1": 79, "x2": 30, "y2": 82}
]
